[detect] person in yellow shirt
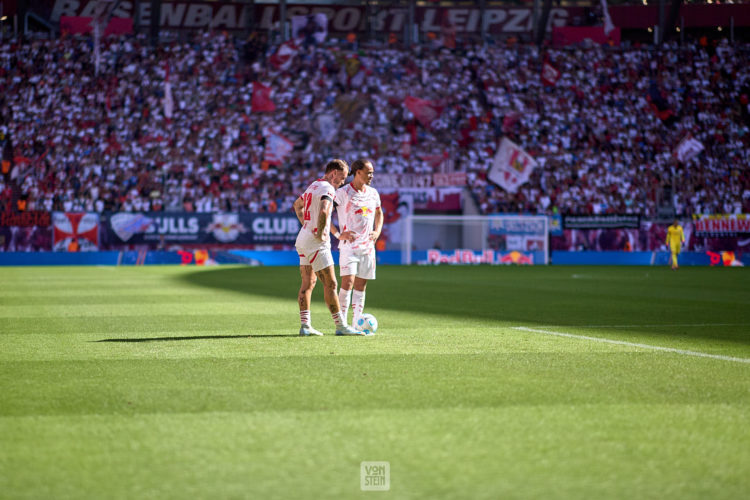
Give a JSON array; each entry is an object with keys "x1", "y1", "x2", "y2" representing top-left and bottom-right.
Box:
[{"x1": 665, "y1": 219, "x2": 685, "y2": 270}]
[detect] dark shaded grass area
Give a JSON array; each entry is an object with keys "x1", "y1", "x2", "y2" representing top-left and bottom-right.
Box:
[{"x1": 180, "y1": 266, "x2": 750, "y2": 345}]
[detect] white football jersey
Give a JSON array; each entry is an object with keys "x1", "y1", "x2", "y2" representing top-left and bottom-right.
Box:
[
  {"x1": 296, "y1": 179, "x2": 336, "y2": 247},
  {"x1": 334, "y1": 183, "x2": 381, "y2": 252}
]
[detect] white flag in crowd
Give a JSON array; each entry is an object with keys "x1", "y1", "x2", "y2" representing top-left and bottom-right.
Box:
[
  {"x1": 163, "y1": 63, "x2": 174, "y2": 119},
  {"x1": 488, "y1": 138, "x2": 538, "y2": 193},
  {"x1": 264, "y1": 129, "x2": 294, "y2": 166},
  {"x1": 315, "y1": 113, "x2": 339, "y2": 143},
  {"x1": 541, "y1": 61, "x2": 561, "y2": 87},
  {"x1": 291, "y1": 14, "x2": 328, "y2": 44},
  {"x1": 269, "y1": 41, "x2": 299, "y2": 71},
  {"x1": 674, "y1": 135, "x2": 704, "y2": 163},
  {"x1": 601, "y1": 0, "x2": 616, "y2": 36},
  {"x1": 91, "y1": 0, "x2": 118, "y2": 75}
]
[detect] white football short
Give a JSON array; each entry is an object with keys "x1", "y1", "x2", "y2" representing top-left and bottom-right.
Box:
[
  {"x1": 339, "y1": 246, "x2": 376, "y2": 280},
  {"x1": 297, "y1": 241, "x2": 334, "y2": 273}
]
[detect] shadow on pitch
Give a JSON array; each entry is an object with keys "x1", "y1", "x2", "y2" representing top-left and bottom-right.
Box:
[
  {"x1": 176, "y1": 266, "x2": 750, "y2": 347},
  {"x1": 94, "y1": 334, "x2": 298, "y2": 343}
]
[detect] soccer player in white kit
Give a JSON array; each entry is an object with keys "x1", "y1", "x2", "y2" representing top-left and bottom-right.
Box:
[
  {"x1": 331, "y1": 159, "x2": 383, "y2": 330},
  {"x1": 293, "y1": 159, "x2": 362, "y2": 336}
]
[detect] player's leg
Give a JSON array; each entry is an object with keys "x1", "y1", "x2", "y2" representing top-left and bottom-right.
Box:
[
  {"x1": 312, "y1": 247, "x2": 362, "y2": 335},
  {"x1": 298, "y1": 256, "x2": 322, "y2": 336},
  {"x1": 351, "y1": 277, "x2": 368, "y2": 327},
  {"x1": 338, "y1": 248, "x2": 357, "y2": 323},
  {"x1": 316, "y1": 265, "x2": 362, "y2": 335},
  {"x1": 351, "y1": 249, "x2": 376, "y2": 326},
  {"x1": 339, "y1": 274, "x2": 354, "y2": 323},
  {"x1": 316, "y1": 265, "x2": 340, "y2": 316}
]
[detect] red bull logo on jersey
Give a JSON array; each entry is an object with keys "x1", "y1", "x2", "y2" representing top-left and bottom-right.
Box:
[
  {"x1": 423, "y1": 249, "x2": 535, "y2": 265},
  {"x1": 354, "y1": 206, "x2": 371, "y2": 217}
]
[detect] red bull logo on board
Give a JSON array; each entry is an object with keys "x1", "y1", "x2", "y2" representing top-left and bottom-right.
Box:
[
  {"x1": 424, "y1": 249, "x2": 535, "y2": 265},
  {"x1": 706, "y1": 251, "x2": 745, "y2": 267}
]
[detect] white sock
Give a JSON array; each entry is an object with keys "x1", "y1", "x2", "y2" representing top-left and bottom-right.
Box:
[
  {"x1": 339, "y1": 288, "x2": 352, "y2": 323},
  {"x1": 300, "y1": 310, "x2": 311, "y2": 327},
  {"x1": 352, "y1": 290, "x2": 366, "y2": 326},
  {"x1": 332, "y1": 311, "x2": 346, "y2": 328}
]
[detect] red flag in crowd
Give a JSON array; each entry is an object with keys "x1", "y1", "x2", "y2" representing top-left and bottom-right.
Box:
[
  {"x1": 404, "y1": 96, "x2": 444, "y2": 129},
  {"x1": 419, "y1": 151, "x2": 450, "y2": 169},
  {"x1": 251, "y1": 82, "x2": 276, "y2": 113},
  {"x1": 52, "y1": 212, "x2": 100, "y2": 251},
  {"x1": 541, "y1": 61, "x2": 561, "y2": 87}
]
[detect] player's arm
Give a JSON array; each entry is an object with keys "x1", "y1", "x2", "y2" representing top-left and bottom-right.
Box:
[
  {"x1": 316, "y1": 197, "x2": 332, "y2": 241},
  {"x1": 371, "y1": 206, "x2": 383, "y2": 242},
  {"x1": 333, "y1": 191, "x2": 355, "y2": 242},
  {"x1": 680, "y1": 227, "x2": 685, "y2": 243},
  {"x1": 330, "y1": 223, "x2": 339, "y2": 239},
  {"x1": 293, "y1": 197, "x2": 305, "y2": 224},
  {"x1": 330, "y1": 212, "x2": 353, "y2": 242},
  {"x1": 330, "y1": 198, "x2": 342, "y2": 240}
]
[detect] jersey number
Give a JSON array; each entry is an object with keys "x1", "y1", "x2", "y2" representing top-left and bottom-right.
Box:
[{"x1": 303, "y1": 193, "x2": 313, "y2": 221}]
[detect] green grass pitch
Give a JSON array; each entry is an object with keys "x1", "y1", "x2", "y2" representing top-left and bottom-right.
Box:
[{"x1": 1, "y1": 264, "x2": 749, "y2": 499}]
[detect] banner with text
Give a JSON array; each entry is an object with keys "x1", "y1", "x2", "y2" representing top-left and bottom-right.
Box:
[
  {"x1": 377, "y1": 188, "x2": 462, "y2": 212},
  {"x1": 36, "y1": 3, "x2": 750, "y2": 33},
  {"x1": 420, "y1": 249, "x2": 538, "y2": 266},
  {"x1": 692, "y1": 214, "x2": 750, "y2": 237},
  {"x1": 101, "y1": 212, "x2": 301, "y2": 246},
  {"x1": 0, "y1": 211, "x2": 52, "y2": 251},
  {"x1": 375, "y1": 172, "x2": 466, "y2": 189},
  {"x1": 563, "y1": 214, "x2": 641, "y2": 229}
]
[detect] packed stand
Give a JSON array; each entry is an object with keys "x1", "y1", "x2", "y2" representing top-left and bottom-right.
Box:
[{"x1": 1, "y1": 32, "x2": 749, "y2": 218}]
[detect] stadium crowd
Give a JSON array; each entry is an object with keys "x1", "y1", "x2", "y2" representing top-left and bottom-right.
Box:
[{"x1": 1, "y1": 31, "x2": 749, "y2": 218}]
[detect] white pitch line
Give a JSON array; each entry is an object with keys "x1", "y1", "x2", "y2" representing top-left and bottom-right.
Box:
[
  {"x1": 511, "y1": 326, "x2": 750, "y2": 364},
  {"x1": 554, "y1": 323, "x2": 750, "y2": 329}
]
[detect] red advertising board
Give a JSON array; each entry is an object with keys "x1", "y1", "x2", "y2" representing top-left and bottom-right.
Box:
[
  {"x1": 0, "y1": 211, "x2": 51, "y2": 228},
  {"x1": 552, "y1": 26, "x2": 621, "y2": 46},
  {"x1": 60, "y1": 16, "x2": 133, "y2": 35}
]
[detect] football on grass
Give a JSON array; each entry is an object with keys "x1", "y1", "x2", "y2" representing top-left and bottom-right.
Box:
[{"x1": 355, "y1": 314, "x2": 378, "y2": 335}]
